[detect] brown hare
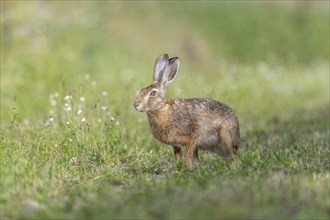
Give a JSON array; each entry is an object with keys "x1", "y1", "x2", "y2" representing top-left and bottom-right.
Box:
[{"x1": 133, "y1": 54, "x2": 240, "y2": 169}]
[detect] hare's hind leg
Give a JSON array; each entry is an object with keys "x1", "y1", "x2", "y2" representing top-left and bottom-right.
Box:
[
  {"x1": 218, "y1": 121, "x2": 239, "y2": 167},
  {"x1": 173, "y1": 146, "x2": 182, "y2": 161}
]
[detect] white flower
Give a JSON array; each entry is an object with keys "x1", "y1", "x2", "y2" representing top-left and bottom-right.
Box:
[
  {"x1": 49, "y1": 110, "x2": 54, "y2": 115},
  {"x1": 110, "y1": 116, "x2": 115, "y2": 121},
  {"x1": 64, "y1": 103, "x2": 69, "y2": 107},
  {"x1": 66, "y1": 121, "x2": 70, "y2": 125},
  {"x1": 81, "y1": 117, "x2": 87, "y2": 123},
  {"x1": 101, "y1": 106, "x2": 107, "y2": 111},
  {"x1": 115, "y1": 121, "x2": 120, "y2": 126},
  {"x1": 98, "y1": 118, "x2": 102, "y2": 123},
  {"x1": 65, "y1": 107, "x2": 72, "y2": 112},
  {"x1": 102, "y1": 91, "x2": 108, "y2": 96},
  {"x1": 64, "y1": 95, "x2": 72, "y2": 100},
  {"x1": 80, "y1": 96, "x2": 85, "y2": 102},
  {"x1": 69, "y1": 156, "x2": 77, "y2": 164},
  {"x1": 77, "y1": 109, "x2": 83, "y2": 115},
  {"x1": 50, "y1": 100, "x2": 57, "y2": 106},
  {"x1": 49, "y1": 93, "x2": 54, "y2": 100},
  {"x1": 54, "y1": 92, "x2": 59, "y2": 98},
  {"x1": 49, "y1": 117, "x2": 54, "y2": 122},
  {"x1": 84, "y1": 73, "x2": 90, "y2": 80}
]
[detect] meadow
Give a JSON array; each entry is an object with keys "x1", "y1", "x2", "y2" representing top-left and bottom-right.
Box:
[{"x1": 1, "y1": 1, "x2": 329, "y2": 219}]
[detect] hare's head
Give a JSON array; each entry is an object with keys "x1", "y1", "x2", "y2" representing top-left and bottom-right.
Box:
[{"x1": 133, "y1": 54, "x2": 180, "y2": 112}]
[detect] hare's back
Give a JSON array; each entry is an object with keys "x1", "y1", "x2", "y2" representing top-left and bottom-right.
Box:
[
  {"x1": 173, "y1": 98, "x2": 239, "y2": 133},
  {"x1": 175, "y1": 98, "x2": 236, "y2": 120}
]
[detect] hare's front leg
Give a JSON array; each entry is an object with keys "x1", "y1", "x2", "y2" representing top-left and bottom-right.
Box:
[
  {"x1": 173, "y1": 146, "x2": 182, "y2": 161},
  {"x1": 185, "y1": 141, "x2": 199, "y2": 169}
]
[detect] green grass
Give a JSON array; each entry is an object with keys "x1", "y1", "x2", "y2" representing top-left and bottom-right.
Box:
[{"x1": 1, "y1": 1, "x2": 329, "y2": 219}]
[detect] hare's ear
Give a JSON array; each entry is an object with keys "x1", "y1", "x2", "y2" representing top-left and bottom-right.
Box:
[
  {"x1": 153, "y1": 54, "x2": 169, "y2": 82},
  {"x1": 162, "y1": 57, "x2": 180, "y2": 86}
]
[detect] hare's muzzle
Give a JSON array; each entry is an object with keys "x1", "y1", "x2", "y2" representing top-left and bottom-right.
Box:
[{"x1": 133, "y1": 103, "x2": 141, "y2": 111}]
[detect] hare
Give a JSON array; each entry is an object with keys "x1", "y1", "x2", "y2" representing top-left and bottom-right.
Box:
[{"x1": 133, "y1": 54, "x2": 240, "y2": 169}]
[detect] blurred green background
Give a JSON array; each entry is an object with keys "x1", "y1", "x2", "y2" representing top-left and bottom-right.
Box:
[{"x1": 1, "y1": 1, "x2": 329, "y2": 124}]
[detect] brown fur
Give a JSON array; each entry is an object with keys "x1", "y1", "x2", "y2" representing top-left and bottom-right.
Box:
[{"x1": 133, "y1": 54, "x2": 240, "y2": 169}]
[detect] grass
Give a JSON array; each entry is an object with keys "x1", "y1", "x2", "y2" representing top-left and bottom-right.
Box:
[{"x1": 1, "y1": 1, "x2": 329, "y2": 219}]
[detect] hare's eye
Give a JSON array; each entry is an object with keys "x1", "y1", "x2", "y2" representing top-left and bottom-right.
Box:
[{"x1": 150, "y1": 90, "x2": 157, "y2": 96}]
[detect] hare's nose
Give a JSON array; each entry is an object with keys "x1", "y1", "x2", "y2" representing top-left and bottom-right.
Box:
[{"x1": 133, "y1": 103, "x2": 140, "y2": 110}]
